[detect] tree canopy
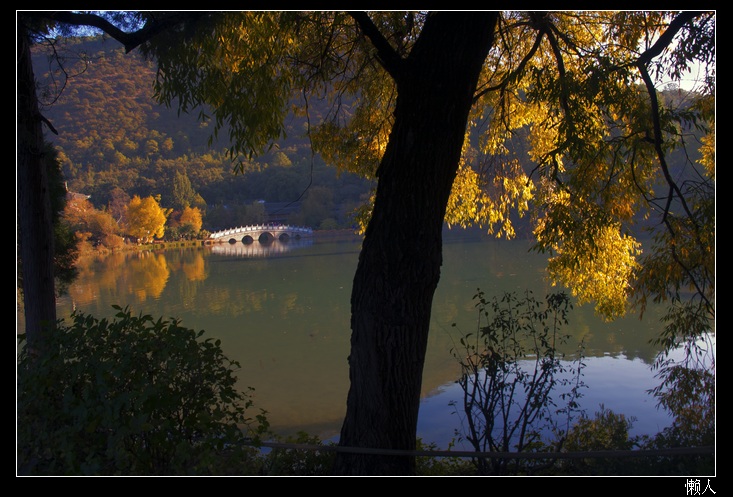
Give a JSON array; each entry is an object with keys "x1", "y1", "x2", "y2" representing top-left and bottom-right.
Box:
[
  {"x1": 129, "y1": 11, "x2": 714, "y2": 320},
  {"x1": 124, "y1": 194, "x2": 168, "y2": 243}
]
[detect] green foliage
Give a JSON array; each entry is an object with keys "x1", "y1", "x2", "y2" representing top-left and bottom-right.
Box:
[
  {"x1": 631, "y1": 280, "x2": 715, "y2": 476},
  {"x1": 449, "y1": 289, "x2": 713, "y2": 476},
  {"x1": 52, "y1": 218, "x2": 79, "y2": 295},
  {"x1": 17, "y1": 306, "x2": 269, "y2": 475},
  {"x1": 565, "y1": 405, "x2": 637, "y2": 451},
  {"x1": 290, "y1": 185, "x2": 334, "y2": 228},
  {"x1": 46, "y1": 142, "x2": 80, "y2": 293},
  {"x1": 557, "y1": 399, "x2": 714, "y2": 476},
  {"x1": 319, "y1": 218, "x2": 339, "y2": 230},
  {"x1": 449, "y1": 289, "x2": 586, "y2": 475},
  {"x1": 414, "y1": 440, "x2": 476, "y2": 476},
  {"x1": 634, "y1": 394, "x2": 715, "y2": 473},
  {"x1": 640, "y1": 301, "x2": 715, "y2": 476},
  {"x1": 558, "y1": 405, "x2": 639, "y2": 475},
  {"x1": 143, "y1": 12, "x2": 300, "y2": 163},
  {"x1": 171, "y1": 171, "x2": 197, "y2": 210},
  {"x1": 258, "y1": 432, "x2": 336, "y2": 476},
  {"x1": 17, "y1": 140, "x2": 79, "y2": 306}
]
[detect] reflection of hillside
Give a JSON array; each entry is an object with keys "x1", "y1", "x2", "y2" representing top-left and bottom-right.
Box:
[{"x1": 210, "y1": 239, "x2": 314, "y2": 258}]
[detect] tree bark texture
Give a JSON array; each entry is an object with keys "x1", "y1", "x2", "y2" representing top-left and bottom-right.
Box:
[
  {"x1": 17, "y1": 24, "x2": 57, "y2": 351},
  {"x1": 333, "y1": 12, "x2": 498, "y2": 475}
]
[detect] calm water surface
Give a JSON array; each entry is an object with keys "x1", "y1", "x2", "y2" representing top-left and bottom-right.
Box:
[{"x1": 48, "y1": 228, "x2": 676, "y2": 448}]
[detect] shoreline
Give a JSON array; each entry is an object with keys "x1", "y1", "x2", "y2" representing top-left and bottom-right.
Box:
[{"x1": 79, "y1": 228, "x2": 363, "y2": 257}]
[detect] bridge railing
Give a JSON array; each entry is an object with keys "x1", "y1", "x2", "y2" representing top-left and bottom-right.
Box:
[{"x1": 209, "y1": 224, "x2": 313, "y2": 239}]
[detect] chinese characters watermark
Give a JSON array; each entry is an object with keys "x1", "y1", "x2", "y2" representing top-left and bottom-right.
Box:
[{"x1": 686, "y1": 479, "x2": 716, "y2": 495}]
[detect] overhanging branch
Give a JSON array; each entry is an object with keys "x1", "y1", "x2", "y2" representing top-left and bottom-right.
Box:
[
  {"x1": 348, "y1": 11, "x2": 403, "y2": 82},
  {"x1": 637, "y1": 11, "x2": 705, "y2": 66},
  {"x1": 20, "y1": 11, "x2": 208, "y2": 53}
]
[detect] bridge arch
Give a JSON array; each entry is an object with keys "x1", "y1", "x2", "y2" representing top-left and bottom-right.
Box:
[{"x1": 209, "y1": 224, "x2": 314, "y2": 244}]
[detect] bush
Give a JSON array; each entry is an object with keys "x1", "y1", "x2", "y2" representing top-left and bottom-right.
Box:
[
  {"x1": 258, "y1": 432, "x2": 336, "y2": 476},
  {"x1": 318, "y1": 218, "x2": 339, "y2": 230},
  {"x1": 558, "y1": 405, "x2": 639, "y2": 475},
  {"x1": 415, "y1": 439, "x2": 476, "y2": 476},
  {"x1": 17, "y1": 306, "x2": 269, "y2": 475}
]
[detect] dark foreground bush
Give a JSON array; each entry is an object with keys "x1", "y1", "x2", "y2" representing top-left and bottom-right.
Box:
[{"x1": 17, "y1": 306, "x2": 269, "y2": 475}]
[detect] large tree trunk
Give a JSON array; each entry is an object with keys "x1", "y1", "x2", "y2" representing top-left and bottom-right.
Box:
[
  {"x1": 17, "y1": 23, "x2": 57, "y2": 352},
  {"x1": 333, "y1": 13, "x2": 498, "y2": 475}
]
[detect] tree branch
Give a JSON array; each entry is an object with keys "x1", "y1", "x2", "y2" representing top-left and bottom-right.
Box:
[
  {"x1": 634, "y1": 11, "x2": 707, "y2": 238},
  {"x1": 348, "y1": 11, "x2": 403, "y2": 82},
  {"x1": 638, "y1": 62, "x2": 710, "y2": 310},
  {"x1": 637, "y1": 11, "x2": 705, "y2": 66},
  {"x1": 473, "y1": 26, "x2": 545, "y2": 102},
  {"x1": 22, "y1": 11, "x2": 208, "y2": 53}
]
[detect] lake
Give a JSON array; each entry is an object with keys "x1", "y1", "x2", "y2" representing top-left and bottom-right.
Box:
[{"x1": 47, "y1": 227, "x2": 676, "y2": 449}]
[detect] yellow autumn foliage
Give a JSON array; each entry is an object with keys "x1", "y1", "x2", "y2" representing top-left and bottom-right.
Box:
[{"x1": 125, "y1": 195, "x2": 168, "y2": 244}]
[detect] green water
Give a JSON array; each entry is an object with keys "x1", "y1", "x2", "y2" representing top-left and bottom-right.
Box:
[{"x1": 46, "y1": 229, "x2": 670, "y2": 445}]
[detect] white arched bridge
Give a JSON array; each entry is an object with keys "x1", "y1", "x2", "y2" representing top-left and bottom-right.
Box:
[{"x1": 208, "y1": 224, "x2": 313, "y2": 244}]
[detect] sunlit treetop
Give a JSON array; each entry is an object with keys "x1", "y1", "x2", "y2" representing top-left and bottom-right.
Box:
[{"x1": 461, "y1": 11, "x2": 714, "y2": 320}]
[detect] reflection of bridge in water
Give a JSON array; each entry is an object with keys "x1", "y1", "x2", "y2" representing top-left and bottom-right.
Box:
[
  {"x1": 209, "y1": 237, "x2": 314, "y2": 258},
  {"x1": 208, "y1": 224, "x2": 313, "y2": 244}
]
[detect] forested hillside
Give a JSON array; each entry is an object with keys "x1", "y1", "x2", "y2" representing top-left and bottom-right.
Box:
[
  {"x1": 32, "y1": 35, "x2": 701, "y2": 235},
  {"x1": 32, "y1": 35, "x2": 374, "y2": 231}
]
